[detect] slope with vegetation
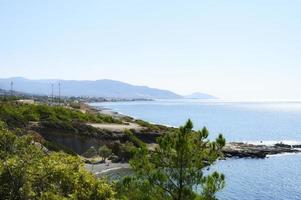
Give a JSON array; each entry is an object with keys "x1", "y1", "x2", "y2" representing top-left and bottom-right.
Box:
[
  {"x1": 0, "y1": 100, "x2": 126, "y2": 154},
  {"x1": 0, "y1": 101, "x2": 121, "y2": 129},
  {"x1": 0, "y1": 98, "x2": 226, "y2": 199},
  {"x1": 0, "y1": 118, "x2": 226, "y2": 200}
]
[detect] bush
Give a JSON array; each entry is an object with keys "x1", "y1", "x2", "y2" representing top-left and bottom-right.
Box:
[
  {"x1": 82, "y1": 146, "x2": 98, "y2": 158},
  {"x1": 0, "y1": 123, "x2": 115, "y2": 199},
  {"x1": 0, "y1": 101, "x2": 122, "y2": 130},
  {"x1": 98, "y1": 145, "x2": 112, "y2": 161},
  {"x1": 124, "y1": 129, "x2": 146, "y2": 148}
]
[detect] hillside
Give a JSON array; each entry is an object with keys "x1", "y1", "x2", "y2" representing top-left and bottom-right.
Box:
[
  {"x1": 0, "y1": 77, "x2": 182, "y2": 99},
  {"x1": 0, "y1": 100, "x2": 168, "y2": 154}
]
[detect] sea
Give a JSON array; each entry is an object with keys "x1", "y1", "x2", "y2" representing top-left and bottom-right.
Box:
[{"x1": 90, "y1": 99, "x2": 301, "y2": 200}]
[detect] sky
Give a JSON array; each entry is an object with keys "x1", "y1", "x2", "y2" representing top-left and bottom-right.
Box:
[{"x1": 1, "y1": 0, "x2": 301, "y2": 100}]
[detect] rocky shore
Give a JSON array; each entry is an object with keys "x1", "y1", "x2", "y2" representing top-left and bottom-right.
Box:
[{"x1": 222, "y1": 142, "x2": 301, "y2": 158}]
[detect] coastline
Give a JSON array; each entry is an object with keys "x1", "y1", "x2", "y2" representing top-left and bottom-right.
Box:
[
  {"x1": 89, "y1": 102, "x2": 176, "y2": 128},
  {"x1": 83, "y1": 102, "x2": 301, "y2": 177},
  {"x1": 87, "y1": 102, "x2": 301, "y2": 160},
  {"x1": 89, "y1": 102, "x2": 301, "y2": 147}
]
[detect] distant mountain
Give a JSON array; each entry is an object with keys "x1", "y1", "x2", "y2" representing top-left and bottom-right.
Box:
[
  {"x1": 184, "y1": 92, "x2": 217, "y2": 99},
  {"x1": 0, "y1": 77, "x2": 182, "y2": 99}
]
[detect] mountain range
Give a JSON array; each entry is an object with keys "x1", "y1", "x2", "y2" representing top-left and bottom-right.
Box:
[{"x1": 0, "y1": 77, "x2": 216, "y2": 99}]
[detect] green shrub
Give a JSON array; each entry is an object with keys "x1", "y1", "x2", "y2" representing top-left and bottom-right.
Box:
[
  {"x1": 98, "y1": 145, "x2": 112, "y2": 161},
  {"x1": 0, "y1": 101, "x2": 121, "y2": 130},
  {"x1": 124, "y1": 129, "x2": 146, "y2": 148},
  {"x1": 82, "y1": 146, "x2": 98, "y2": 158},
  {"x1": 0, "y1": 123, "x2": 115, "y2": 199}
]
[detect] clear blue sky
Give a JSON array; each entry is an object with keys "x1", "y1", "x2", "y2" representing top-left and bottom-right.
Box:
[{"x1": 1, "y1": 0, "x2": 301, "y2": 100}]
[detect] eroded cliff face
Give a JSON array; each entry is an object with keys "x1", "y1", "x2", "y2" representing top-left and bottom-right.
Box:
[
  {"x1": 35, "y1": 123, "x2": 162, "y2": 154},
  {"x1": 39, "y1": 131, "x2": 115, "y2": 154},
  {"x1": 33, "y1": 123, "x2": 301, "y2": 159}
]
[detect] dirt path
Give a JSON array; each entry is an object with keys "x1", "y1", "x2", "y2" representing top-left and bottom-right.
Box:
[{"x1": 87, "y1": 122, "x2": 143, "y2": 132}]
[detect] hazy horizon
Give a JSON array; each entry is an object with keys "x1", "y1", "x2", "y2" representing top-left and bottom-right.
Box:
[
  {"x1": 1, "y1": 1, "x2": 301, "y2": 100},
  {"x1": 3, "y1": 76, "x2": 301, "y2": 102}
]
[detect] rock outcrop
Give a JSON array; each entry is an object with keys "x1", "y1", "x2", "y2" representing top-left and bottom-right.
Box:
[{"x1": 222, "y1": 142, "x2": 301, "y2": 158}]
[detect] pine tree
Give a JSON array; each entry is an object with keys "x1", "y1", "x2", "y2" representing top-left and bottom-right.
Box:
[{"x1": 118, "y1": 119, "x2": 226, "y2": 200}]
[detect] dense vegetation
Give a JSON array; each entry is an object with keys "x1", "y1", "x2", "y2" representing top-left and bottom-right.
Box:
[
  {"x1": 0, "y1": 101, "x2": 121, "y2": 129},
  {"x1": 83, "y1": 140, "x2": 138, "y2": 162},
  {"x1": 0, "y1": 121, "x2": 115, "y2": 200},
  {"x1": 0, "y1": 99, "x2": 226, "y2": 199},
  {"x1": 117, "y1": 120, "x2": 226, "y2": 200}
]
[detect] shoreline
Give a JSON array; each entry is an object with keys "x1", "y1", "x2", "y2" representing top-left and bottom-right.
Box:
[
  {"x1": 87, "y1": 102, "x2": 301, "y2": 160},
  {"x1": 83, "y1": 102, "x2": 301, "y2": 175},
  {"x1": 89, "y1": 102, "x2": 301, "y2": 147},
  {"x1": 88, "y1": 102, "x2": 177, "y2": 128}
]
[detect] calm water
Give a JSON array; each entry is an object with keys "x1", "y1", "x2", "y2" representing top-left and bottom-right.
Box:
[{"x1": 90, "y1": 99, "x2": 301, "y2": 200}]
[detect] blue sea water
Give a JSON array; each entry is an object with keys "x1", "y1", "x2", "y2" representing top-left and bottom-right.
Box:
[{"x1": 90, "y1": 99, "x2": 301, "y2": 200}]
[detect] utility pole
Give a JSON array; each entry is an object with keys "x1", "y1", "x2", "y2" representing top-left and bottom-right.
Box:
[
  {"x1": 10, "y1": 81, "x2": 13, "y2": 97},
  {"x1": 58, "y1": 82, "x2": 61, "y2": 106},
  {"x1": 3, "y1": 83, "x2": 7, "y2": 100},
  {"x1": 51, "y1": 84, "x2": 54, "y2": 105}
]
